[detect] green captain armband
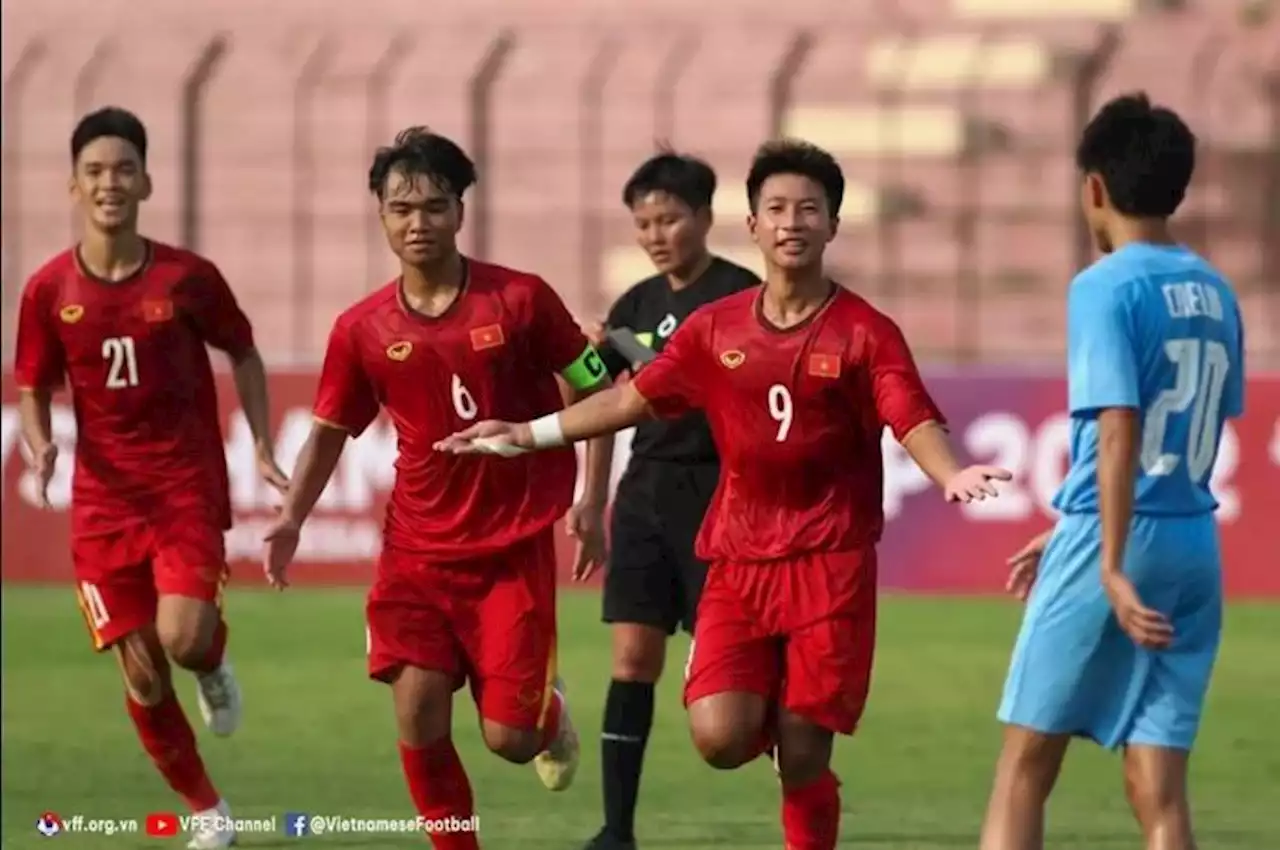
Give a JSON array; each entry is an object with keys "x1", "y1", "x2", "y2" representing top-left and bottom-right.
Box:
[{"x1": 560, "y1": 344, "x2": 608, "y2": 390}]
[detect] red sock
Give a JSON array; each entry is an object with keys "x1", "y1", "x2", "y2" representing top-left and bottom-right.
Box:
[
  {"x1": 126, "y1": 692, "x2": 220, "y2": 811},
  {"x1": 399, "y1": 740, "x2": 478, "y2": 849},
  {"x1": 537, "y1": 690, "x2": 563, "y2": 752},
  {"x1": 193, "y1": 619, "x2": 228, "y2": 674},
  {"x1": 781, "y1": 770, "x2": 841, "y2": 850}
]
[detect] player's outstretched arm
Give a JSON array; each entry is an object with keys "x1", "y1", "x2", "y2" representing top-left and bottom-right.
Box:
[
  {"x1": 230, "y1": 347, "x2": 289, "y2": 492},
  {"x1": 436, "y1": 382, "x2": 651, "y2": 455},
  {"x1": 900, "y1": 420, "x2": 1012, "y2": 503},
  {"x1": 262, "y1": 422, "x2": 347, "y2": 588}
]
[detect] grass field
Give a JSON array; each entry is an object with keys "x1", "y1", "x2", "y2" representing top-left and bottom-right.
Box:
[{"x1": 2, "y1": 587, "x2": 1277, "y2": 849}]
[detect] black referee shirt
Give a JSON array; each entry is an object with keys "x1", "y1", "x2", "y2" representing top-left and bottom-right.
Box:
[{"x1": 598, "y1": 256, "x2": 759, "y2": 463}]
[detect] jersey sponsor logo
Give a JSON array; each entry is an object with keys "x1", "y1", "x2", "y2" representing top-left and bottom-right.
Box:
[
  {"x1": 808, "y1": 353, "x2": 840, "y2": 379},
  {"x1": 59, "y1": 304, "x2": 85, "y2": 324},
  {"x1": 385, "y1": 341, "x2": 413, "y2": 361},
  {"x1": 720, "y1": 350, "x2": 746, "y2": 369},
  {"x1": 469, "y1": 324, "x2": 505, "y2": 351},
  {"x1": 142, "y1": 298, "x2": 173, "y2": 323},
  {"x1": 656, "y1": 313, "x2": 678, "y2": 338}
]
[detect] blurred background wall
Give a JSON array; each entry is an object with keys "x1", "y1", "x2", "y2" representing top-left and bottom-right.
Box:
[{"x1": 2, "y1": 0, "x2": 1277, "y2": 366}]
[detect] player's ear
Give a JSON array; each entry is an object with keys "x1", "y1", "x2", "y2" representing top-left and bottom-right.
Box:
[
  {"x1": 1085, "y1": 173, "x2": 1106, "y2": 210},
  {"x1": 139, "y1": 172, "x2": 154, "y2": 202},
  {"x1": 455, "y1": 199, "x2": 466, "y2": 232},
  {"x1": 827, "y1": 215, "x2": 840, "y2": 242},
  {"x1": 746, "y1": 212, "x2": 759, "y2": 246}
]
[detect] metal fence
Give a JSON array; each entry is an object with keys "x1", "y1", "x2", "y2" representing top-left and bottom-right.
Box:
[{"x1": 2, "y1": 13, "x2": 1277, "y2": 366}]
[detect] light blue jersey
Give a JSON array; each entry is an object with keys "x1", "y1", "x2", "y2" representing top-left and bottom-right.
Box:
[
  {"x1": 998, "y1": 242, "x2": 1242, "y2": 752},
  {"x1": 1055, "y1": 242, "x2": 1245, "y2": 515}
]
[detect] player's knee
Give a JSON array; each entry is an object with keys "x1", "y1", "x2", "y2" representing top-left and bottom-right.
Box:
[
  {"x1": 115, "y1": 632, "x2": 171, "y2": 706},
  {"x1": 611, "y1": 625, "x2": 666, "y2": 682},
  {"x1": 154, "y1": 600, "x2": 217, "y2": 669},
  {"x1": 689, "y1": 716, "x2": 756, "y2": 769},
  {"x1": 1123, "y1": 754, "x2": 1186, "y2": 822},
  {"x1": 391, "y1": 668, "x2": 454, "y2": 747},
  {"x1": 998, "y1": 728, "x2": 1066, "y2": 796},
  {"x1": 776, "y1": 713, "x2": 833, "y2": 787},
  {"x1": 481, "y1": 721, "x2": 541, "y2": 764}
]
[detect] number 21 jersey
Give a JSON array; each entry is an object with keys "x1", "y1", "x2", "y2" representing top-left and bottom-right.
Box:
[
  {"x1": 631, "y1": 285, "x2": 944, "y2": 563},
  {"x1": 13, "y1": 242, "x2": 254, "y2": 535},
  {"x1": 314, "y1": 260, "x2": 593, "y2": 560}
]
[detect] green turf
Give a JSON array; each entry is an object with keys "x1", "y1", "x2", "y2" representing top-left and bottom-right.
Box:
[{"x1": 2, "y1": 587, "x2": 1277, "y2": 848}]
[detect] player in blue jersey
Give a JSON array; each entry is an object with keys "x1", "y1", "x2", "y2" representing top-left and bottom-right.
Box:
[{"x1": 979, "y1": 93, "x2": 1245, "y2": 850}]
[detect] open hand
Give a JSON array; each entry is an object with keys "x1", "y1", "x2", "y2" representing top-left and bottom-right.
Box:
[
  {"x1": 1005, "y1": 528, "x2": 1053, "y2": 601},
  {"x1": 565, "y1": 500, "x2": 608, "y2": 581},
  {"x1": 256, "y1": 446, "x2": 290, "y2": 493},
  {"x1": 434, "y1": 420, "x2": 531, "y2": 455},
  {"x1": 262, "y1": 515, "x2": 301, "y2": 590},
  {"x1": 944, "y1": 464, "x2": 1013, "y2": 503},
  {"x1": 1103, "y1": 572, "x2": 1173, "y2": 649}
]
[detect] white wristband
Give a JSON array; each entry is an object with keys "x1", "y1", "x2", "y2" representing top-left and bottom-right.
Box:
[{"x1": 528, "y1": 413, "x2": 566, "y2": 448}]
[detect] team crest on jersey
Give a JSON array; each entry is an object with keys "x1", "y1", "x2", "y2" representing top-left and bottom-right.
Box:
[
  {"x1": 386, "y1": 341, "x2": 413, "y2": 361},
  {"x1": 469, "y1": 323, "x2": 505, "y2": 351},
  {"x1": 59, "y1": 304, "x2": 85, "y2": 324},
  {"x1": 720, "y1": 350, "x2": 746, "y2": 369},
  {"x1": 142, "y1": 298, "x2": 173, "y2": 323},
  {"x1": 808, "y1": 352, "x2": 840, "y2": 379}
]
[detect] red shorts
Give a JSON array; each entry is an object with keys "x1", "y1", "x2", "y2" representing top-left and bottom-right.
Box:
[
  {"x1": 71, "y1": 512, "x2": 228, "y2": 651},
  {"x1": 366, "y1": 528, "x2": 559, "y2": 732},
  {"x1": 683, "y1": 547, "x2": 877, "y2": 735}
]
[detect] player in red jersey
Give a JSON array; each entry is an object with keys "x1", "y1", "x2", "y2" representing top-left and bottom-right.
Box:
[
  {"x1": 439, "y1": 140, "x2": 1012, "y2": 849},
  {"x1": 262, "y1": 128, "x2": 615, "y2": 850},
  {"x1": 13, "y1": 108, "x2": 286, "y2": 850}
]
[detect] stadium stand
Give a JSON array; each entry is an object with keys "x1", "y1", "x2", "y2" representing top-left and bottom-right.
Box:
[{"x1": 2, "y1": 0, "x2": 1276, "y2": 365}]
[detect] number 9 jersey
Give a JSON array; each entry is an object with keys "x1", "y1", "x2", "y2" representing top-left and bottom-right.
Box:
[
  {"x1": 630, "y1": 285, "x2": 944, "y2": 563},
  {"x1": 13, "y1": 242, "x2": 253, "y2": 536},
  {"x1": 313, "y1": 260, "x2": 602, "y2": 559}
]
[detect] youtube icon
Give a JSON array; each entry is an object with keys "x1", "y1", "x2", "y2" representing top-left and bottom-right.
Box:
[{"x1": 146, "y1": 812, "x2": 179, "y2": 837}]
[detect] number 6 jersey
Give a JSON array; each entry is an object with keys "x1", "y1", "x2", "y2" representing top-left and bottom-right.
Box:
[
  {"x1": 630, "y1": 284, "x2": 944, "y2": 563},
  {"x1": 12, "y1": 241, "x2": 253, "y2": 536},
  {"x1": 313, "y1": 260, "x2": 603, "y2": 560}
]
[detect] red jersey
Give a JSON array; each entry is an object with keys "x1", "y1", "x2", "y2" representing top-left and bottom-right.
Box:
[
  {"x1": 631, "y1": 285, "x2": 943, "y2": 562},
  {"x1": 12, "y1": 241, "x2": 254, "y2": 536},
  {"x1": 313, "y1": 260, "x2": 591, "y2": 560}
]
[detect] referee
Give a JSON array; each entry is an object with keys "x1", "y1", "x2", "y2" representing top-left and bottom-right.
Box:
[{"x1": 582, "y1": 152, "x2": 758, "y2": 850}]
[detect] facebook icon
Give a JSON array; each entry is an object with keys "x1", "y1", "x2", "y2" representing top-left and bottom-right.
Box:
[{"x1": 283, "y1": 813, "x2": 310, "y2": 837}]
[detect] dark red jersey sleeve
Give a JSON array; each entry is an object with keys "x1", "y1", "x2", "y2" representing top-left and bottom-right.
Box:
[
  {"x1": 185, "y1": 261, "x2": 255, "y2": 360},
  {"x1": 867, "y1": 315, "x2": 944, "y2": 441},
  {"x1": 313, "y1": 319, "x2": 380, "y2": 436},
  {"x1": 13, "y1": 277, "x2": 65, "y2": 391},
  {"x1": 528, "y1": 276, "x2": 591, "y2": 373},
  {"x1": 631, "y1": 313, "x2": 707, "y2": 419}
]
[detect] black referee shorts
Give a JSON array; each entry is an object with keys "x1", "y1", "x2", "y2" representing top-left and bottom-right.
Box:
[{"x1": 603, "y1": 458, "x2": 718, "y2": 635}]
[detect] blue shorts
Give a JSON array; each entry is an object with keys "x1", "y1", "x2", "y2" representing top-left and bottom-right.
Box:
[{"x1": 997, "y1": 513, "x2": 1223, "y2": 751}]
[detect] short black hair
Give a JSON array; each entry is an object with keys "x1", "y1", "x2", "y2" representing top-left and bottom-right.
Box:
[
  {"x1": 746, "y1": 140, "x2": 844, "y2": 216},
  {"x1": 621, "y1": 151, "x2": 717, "y2": 211},
  {"x1": 71, "y1": 107, "x2": 147, "y2": 165},
  {"x1": 368, "y1": 127, "x2": 477, "y2": 201},
  {"x1": 1076, "y1": 92, "x2": 1196, "y2": 218}
]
